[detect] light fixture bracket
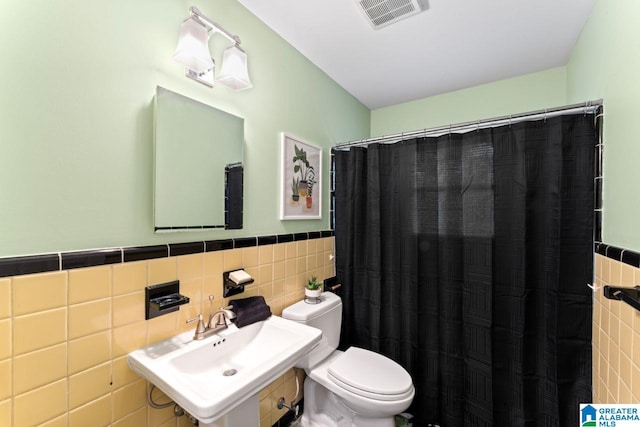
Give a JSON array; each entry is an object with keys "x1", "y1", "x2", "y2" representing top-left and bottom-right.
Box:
[
  {"x1": 185, "y1": 59, "x2": 215, "y2": 87},
  {"x1": 189, "y1": 6, "x2": 240, "y2": 45}
]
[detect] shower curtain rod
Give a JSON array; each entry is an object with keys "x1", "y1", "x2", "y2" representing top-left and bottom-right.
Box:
[{"x1": 334, "y1": 99, "x2": 603, "y2": 149}]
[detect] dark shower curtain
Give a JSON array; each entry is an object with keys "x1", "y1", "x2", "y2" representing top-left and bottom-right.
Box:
[{"x1": 334, "y1": 114, "x2": 595, "y2": 427}]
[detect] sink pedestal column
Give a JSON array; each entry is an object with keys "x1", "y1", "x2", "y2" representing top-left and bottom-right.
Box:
[{"x1": 199, "y1": 393, "x2": 260, "y2": 427}]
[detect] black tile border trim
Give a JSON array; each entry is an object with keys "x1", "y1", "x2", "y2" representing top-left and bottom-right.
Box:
[
  {"x1": 0, "y1": 254, "x2": 60, "y2": 278},
  {"x1": 0, "y1": 230, "x2": 335, "y2": 278},
  {"x1": 294, "y1": 232, "x2": 308, "y2": 241},
  {"x1": 234, "y1": 237, "x2": 257, "y2": 248},
  {"x1": 308, "y1": 231, "x2": 321, "y2": 239},
  {"x1": 61, "y1": 249, "x2": 123, "y2": 271},
  {"x1": 277, "y1": 234, "x2": 294, "y2": 243},
  {"x1": 596, "y1": 242, "x2": 640, "y2": 269},
  {"x1": 206, "y1": 239, "x2": 234, "y2": 252},
  {"x1": 258, "y1": 235, "x2": 277, "y2": 245},
  {"x1": 124, "y1": 245, "x2": 169, "y2": 263},
  {"x1": 169, "y1": 242, "x2": 205, "y2": 257}
]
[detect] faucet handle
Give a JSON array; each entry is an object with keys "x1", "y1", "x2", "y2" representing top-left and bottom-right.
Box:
[
  {"x1": 186, "y1": 314, "x2": 206, "y2": 335},
  {"x1": 207, "y1": 295, "x2": 216, "y2": 326}
]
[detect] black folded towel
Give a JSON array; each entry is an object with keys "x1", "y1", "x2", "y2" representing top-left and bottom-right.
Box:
[{"x1": 230, "y1": 296, "x2": 272, "y2": 328}]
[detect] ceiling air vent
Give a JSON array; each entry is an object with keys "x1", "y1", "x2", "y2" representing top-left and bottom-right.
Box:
[{"x1": 354, "y1": 0, "x2": 425, "y2": 29}]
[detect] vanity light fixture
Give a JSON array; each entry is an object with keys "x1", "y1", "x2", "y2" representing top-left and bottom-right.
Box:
[
  {"x1": 216, "y1": 45, "x2": 252, "y2": 91},
  {"x1": 172, "y1": 6, "x2": 253, "y2": 90}
]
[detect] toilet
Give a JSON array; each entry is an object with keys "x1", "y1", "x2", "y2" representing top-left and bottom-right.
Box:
[{"x1": 282, "y1": 292, "x2": 414, "y2": 427}]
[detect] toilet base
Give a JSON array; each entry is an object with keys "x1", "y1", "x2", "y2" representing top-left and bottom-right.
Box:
[{"x1": 299, "y1": 378, "x2": 395, "y2": 427}]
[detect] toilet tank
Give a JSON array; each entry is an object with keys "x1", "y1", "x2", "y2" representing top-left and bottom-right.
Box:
[{"x1": 282, "y1": 292, "x2": 342, "y2": 369}]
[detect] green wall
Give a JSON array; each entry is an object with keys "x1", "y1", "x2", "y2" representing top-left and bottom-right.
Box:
[
  {"x1": 0, "y1": 0, "x2": 369, "y2": 257},
  {"x1": 567, "y1": 0, "x2": 640, "y2": 252},
  {"x1": 5, "y1": 0, "x2": 636, "y2": 257},
  {"x1": 371, "y1": 67, "x2": 567, "y2": 137}
]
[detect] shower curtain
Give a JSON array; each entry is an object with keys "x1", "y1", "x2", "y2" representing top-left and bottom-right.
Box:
[{"x1": 333, "y1": 114, "x2": 595, "y2": 427}]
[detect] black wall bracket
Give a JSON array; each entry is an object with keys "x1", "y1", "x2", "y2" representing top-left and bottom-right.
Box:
[
  {"x1": 603, "y1": 285, "x2": 640, "y2": 312},
  {"x1": 145, "y1": 280, "x2": 190, "y2": 319}
]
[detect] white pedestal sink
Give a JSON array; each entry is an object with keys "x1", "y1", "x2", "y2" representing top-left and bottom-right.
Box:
[{"x1": 128, "y1": 315, "x2": 322, "y2": 426}]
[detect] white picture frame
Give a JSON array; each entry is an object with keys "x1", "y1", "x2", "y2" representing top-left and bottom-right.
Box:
[{"x1": 280, "y1": 132, "x2": 322, "y2": 220}]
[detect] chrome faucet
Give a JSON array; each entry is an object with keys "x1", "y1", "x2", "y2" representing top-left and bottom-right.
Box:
[
  {"x1": 209, "y1": 307, "x2": 236, "y2": 328},
  {"x1": 186, "y1": 295, "x2": 236, "y2": 340}
]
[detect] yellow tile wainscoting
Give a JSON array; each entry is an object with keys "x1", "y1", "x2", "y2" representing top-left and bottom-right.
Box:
[
  {"x1": 0, "y1": 237, "x2": 335, "y2": 427},
  {"x1": 593, "y1": 253, "x2": 640, "y2": 403}
]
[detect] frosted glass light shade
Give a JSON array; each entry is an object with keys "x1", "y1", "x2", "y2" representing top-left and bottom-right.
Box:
[
  {"x1": 172, "y1": 17, "x2": 213, "y2": 73},
  {"x1": 216, "y1": 45, "x2": 253, "y2": 91}
]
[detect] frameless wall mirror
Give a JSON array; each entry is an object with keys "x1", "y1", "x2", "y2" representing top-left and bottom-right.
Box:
[{"x1": 154, "y1": 86, "x2": 244, "y2": 231}]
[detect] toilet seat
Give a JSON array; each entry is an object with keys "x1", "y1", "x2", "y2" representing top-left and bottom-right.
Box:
[
  {"x1": 327, "y1": 347, "x2": 413, "y2": 401},
  {"x1": 306, "y1": 349, "x2": 415, "y2": 419}
]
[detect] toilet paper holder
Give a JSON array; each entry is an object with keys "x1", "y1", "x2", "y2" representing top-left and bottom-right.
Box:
[
  {"x1": 603, "y1": 285, "x2": 640, "y2": 312},
  {"x1": 145, "y1": 280, "x2": 190, "y2": 319}
]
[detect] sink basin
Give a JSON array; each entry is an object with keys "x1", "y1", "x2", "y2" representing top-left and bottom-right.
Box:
[{"x1": 128, "y1": 315, "x2": 321, "y2": 425}]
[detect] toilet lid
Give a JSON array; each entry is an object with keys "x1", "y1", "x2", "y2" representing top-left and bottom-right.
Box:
[{"x1": 328, "y1": 347, "x2": 413, "y2": 398}]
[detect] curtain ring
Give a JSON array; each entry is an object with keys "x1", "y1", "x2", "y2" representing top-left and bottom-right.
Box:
[
  {"x1": 594, "y1": 112, "x2": 604, "y2": 128},
  {"x1": 544, "y1": 109, "x2": 547, "y2": 122},
  {"x1": 509, "y1": 114, "x2": 512, "y2": 127},
  {"x1": 584, "y1": 101, "x2": 588, "y2": 117}
]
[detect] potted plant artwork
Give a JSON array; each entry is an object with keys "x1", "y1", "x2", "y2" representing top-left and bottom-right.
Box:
[
  {"x1": 305, "y1": 275, "x2": 322, "y2": 298},
  {"x1": 291, "y1": 176, "x2": 300, "y2": 203},
  {"x1": 305, "y1": 168, "x2": 316, "y2": 209},
  {"x1": 293, "y1": 144, "x2": 316, "y2": 209}
]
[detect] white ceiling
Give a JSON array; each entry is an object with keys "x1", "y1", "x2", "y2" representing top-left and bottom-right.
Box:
[{"x1": 238, "y1": 0, "x2": 596, "y2": 110}]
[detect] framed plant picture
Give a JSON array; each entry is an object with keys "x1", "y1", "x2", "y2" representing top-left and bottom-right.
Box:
[{"x1": 280, "y1": 132, "x2": 322, "y2": 220}]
